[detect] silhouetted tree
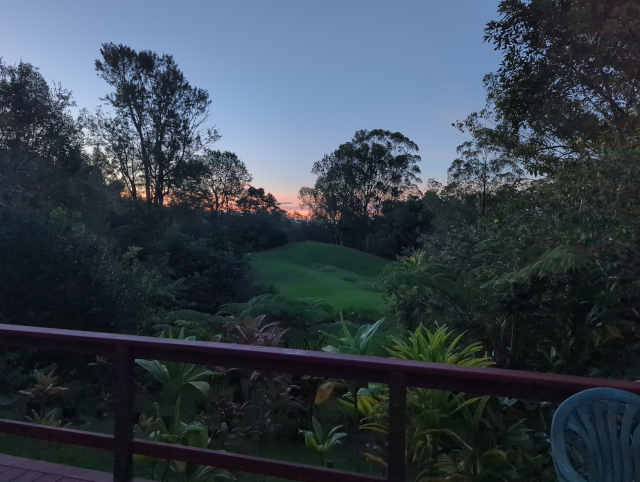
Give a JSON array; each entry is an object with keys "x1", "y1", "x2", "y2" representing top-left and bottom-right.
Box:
[
  {"x1": 458, "y1": 0, "x2": 640, "y2": 175},
  {"x1": 95, "y1": 43, "x2": 220, "y2": 205},
  {"x1": 83, "y1": 106, "x2": 142, "y2": 198},
  {"x1": 237, "y1": 186, "x2": 282, "y2": 213},
  {"x1": 199, "y1": 149, "x2": 252, "y2": 212},
  {"x1": 446, "y1": 140, "x2": 524, "y2": 217},
  {"x1": 299, "y1": 129, "x2": 421, "y2": 245},
  {"x1": 0, "y1": 60, "x2": 84, "y2": 172}
]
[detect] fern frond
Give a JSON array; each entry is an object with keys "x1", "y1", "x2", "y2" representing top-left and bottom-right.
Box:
[{"x1": 484, "y1": 245, "x2": 589, "y2": 289}]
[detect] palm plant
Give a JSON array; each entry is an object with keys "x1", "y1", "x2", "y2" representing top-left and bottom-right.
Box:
[{"x1": 299, "y1": 416, "x2": 347, "y2": 467}]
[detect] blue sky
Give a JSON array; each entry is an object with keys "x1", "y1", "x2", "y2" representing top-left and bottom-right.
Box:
[{"x1": 1, "y1": 0, "x2": 502, "y2": 208}]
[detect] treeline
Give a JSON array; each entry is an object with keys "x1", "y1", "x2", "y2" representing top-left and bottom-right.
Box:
[{"x1": 0, "y1": 52, "x2": 288, "y2": 333}]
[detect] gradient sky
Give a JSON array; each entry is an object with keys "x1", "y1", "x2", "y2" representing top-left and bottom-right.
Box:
[{"x1": 1, "y1": 1, "x2": 503, "y2": 209}]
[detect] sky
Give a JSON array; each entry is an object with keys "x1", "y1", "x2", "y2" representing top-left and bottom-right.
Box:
[{"x1": 0, "y1": 0, "x2": 503, "y2": 209}]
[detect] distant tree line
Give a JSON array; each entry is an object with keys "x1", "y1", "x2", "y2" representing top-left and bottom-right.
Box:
[{"x1": 293, "y1": 125, "x2": 521, "y2": 259}]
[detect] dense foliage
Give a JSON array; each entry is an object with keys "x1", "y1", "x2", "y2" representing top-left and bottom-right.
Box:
[{"x1": 382, "y1": 0, "x2": 640, "y2": 379}]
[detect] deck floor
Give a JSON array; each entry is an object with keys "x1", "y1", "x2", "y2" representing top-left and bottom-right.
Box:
[{"x1": 0, "y1": 454, "x2": 115, "y2": 482}]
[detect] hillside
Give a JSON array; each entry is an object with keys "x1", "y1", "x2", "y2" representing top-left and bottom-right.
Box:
[{"x1": 248, "y1": 242, "x2": 390, "y2": 312}]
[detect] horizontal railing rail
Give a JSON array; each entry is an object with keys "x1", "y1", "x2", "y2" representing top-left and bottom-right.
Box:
[{"x1": 1, "y1": 323, "x2": 639, "y2": 482}]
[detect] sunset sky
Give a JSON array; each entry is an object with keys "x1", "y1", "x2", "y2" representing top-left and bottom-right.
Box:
[{"x1": 1, "y1": 0, "x2": 502, "y2": 209}]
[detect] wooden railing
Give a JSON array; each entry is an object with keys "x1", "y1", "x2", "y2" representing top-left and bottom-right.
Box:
[{"x1": 1, "y1": 323, "x2": 640, "y2": 482}]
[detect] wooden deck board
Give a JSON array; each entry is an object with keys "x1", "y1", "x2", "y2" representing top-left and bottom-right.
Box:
[
  {"x1": 0, "y1": 468, "x2": 28, "y2": 482},
  {"x1": 27, "y1": 476, "x2": 62, "y2": 482},
  {"x1": 0, "y1": 454, "x2": 136, "y2": 482},
  {"x1": 11, "y1": 470, "x2": 50, "y2": 482}
]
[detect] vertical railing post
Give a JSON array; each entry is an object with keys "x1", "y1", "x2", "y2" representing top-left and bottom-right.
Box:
[
  {"x1": 113, "y1": 344, "x2": 135, "y2": 482},
  {"x1": 388, "y1": 371, "x2": 406, "y2": 482}
]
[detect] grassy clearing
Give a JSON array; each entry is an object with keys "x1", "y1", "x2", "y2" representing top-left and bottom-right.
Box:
[{"x1": 248, "y1": 243, "x2": 390, "y2": 313}]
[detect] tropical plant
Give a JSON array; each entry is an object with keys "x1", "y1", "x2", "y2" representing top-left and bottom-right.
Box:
[
  {"x1": 19, "y1": 366, "x2": 69, "y2": 418},
  {"x1": 134, "y1": 396, "x2": 234, "y2": 481},
  {"x1": 379, "y1": 254, "x2": 476, "y2": 332},
  {"x1": 136, "y1": 328, "x2": 218, "y2": 405},
  {"x1": 261, "y1": 376, "x2": 304, "y2": 429},
  {"x1": 211, "y1": 398, "x2": 250, "y2": 429},
  {"x1": 339, "y1": 383, "x2": 387, "y2": 418},
  {"x1": 385, "y1": 324, "x2": 494, "y2": 367},
  {"x1": 315, "y1": 315, "x2": 385, "y2": 404},
  {"x1": 152, "y1": 310, "x2": 228, "y2": 342},
  {"x1": 224, "y1": 315, "x2": 288, "y2": 348},
  {"x1": 415, "y1": 395, "x2": 538, "y2": 482},
  {"x1": 222, "y1": 295, "x2": 335, "y2": 330},
  {"x1": 24, "y1": 406, "x2": 71, "y2": 459},
  {"x1": 320, "y1": 313, "x2": 384, "y2": 356},
  {"x1": 315, "y1": 314, "x2": 385, "y2": 470},
  {"x1": 364, "y1": 326, "x2": 547, "y2": 480},
  {"x1": 299, "y1": 416, "x2": 347, "y2": 467},
  {"x1": 25, "y1": 408, "x2": 70, "y2": 428}
]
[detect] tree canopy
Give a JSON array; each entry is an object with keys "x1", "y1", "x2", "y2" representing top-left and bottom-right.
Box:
[
  {"x1": 453, "y1": 0, "x2": 640, "y2": 177},
  {"x1": 198, "y1": 149, "x2": 252, "y2": 212},
  {"x1": 0, "y1": 60, "x2": 84, "y2": 173},
  {"x1": 384, "y1": 0, "x2": 640, "y2": 378},
  {"x1": 299, "y1": 129, "x2": 421, "y2": 245},
  {"x1": 446, "y1": 140, "x2": 524, "y2": 217},
  {"x1": 94, "y1": 43, "x2": 220, "y2": 205}
]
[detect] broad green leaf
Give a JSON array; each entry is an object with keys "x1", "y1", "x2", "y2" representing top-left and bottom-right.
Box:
[
  {"x1": 303, "y1": 433, "x2": 319, "y2": 451},
  {"x1": 312, "y1": 416, "x2": 325, "y2": 443},
  {"x1": 188, "y1": 381, "x2": 211, "y2": 398}
]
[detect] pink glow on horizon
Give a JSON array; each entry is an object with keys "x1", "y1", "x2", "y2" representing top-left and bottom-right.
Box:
[{"x1": 271, "y1": 191, "x2": 302, "y2": 211}]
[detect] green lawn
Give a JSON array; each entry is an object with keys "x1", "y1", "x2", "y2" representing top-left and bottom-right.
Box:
[{"x1": 248, "y1": 242, "x2": 390, "y2": 313}]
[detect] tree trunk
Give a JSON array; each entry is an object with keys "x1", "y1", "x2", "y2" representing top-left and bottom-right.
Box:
[
  {"x1": 155, "y1": 163, "x2": 164, "y2": 206},
  {"x1": 127, "y1": 105, "x2": 153, "y2": 205}
]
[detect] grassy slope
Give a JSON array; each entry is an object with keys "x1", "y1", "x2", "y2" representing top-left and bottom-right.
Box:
[{"x1": 248, "y1": 242, "x2": 390, "y2": 312}]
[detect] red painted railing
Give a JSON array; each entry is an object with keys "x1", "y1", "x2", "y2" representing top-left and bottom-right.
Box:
[{"x1": 1, "y1": 323, "x2": 640, "y2": 482}]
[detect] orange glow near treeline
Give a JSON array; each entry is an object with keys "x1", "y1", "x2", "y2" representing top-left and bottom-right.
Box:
[{"x1": 120, "y1": 188, "x2": 308, "y2": 215}]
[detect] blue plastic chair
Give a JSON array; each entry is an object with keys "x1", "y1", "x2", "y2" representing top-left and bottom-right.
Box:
[{"x1": 551, "y1": 387, "x2": 640, "y2": 482}]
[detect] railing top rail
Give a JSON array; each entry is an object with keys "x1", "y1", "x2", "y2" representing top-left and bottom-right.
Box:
[{"x1": 1, "y1": 323, "x2": 638, "y2": 402}]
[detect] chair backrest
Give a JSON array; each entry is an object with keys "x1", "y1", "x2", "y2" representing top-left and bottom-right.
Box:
[{"x1": 551, "y1": 387, "x2": 640, "y2": 482}]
